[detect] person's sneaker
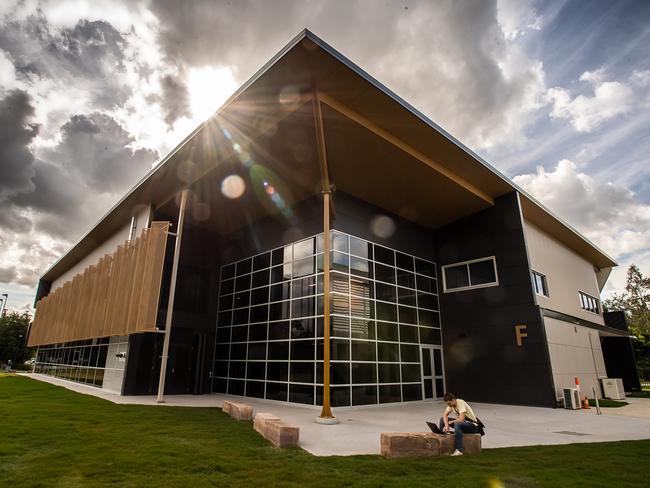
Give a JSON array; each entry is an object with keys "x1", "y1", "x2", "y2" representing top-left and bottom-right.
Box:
[{"x1": 451, "y1": 449, "x2": 463, "y2": 456}]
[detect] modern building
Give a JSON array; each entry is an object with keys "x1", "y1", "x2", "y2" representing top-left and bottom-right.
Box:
[{"x1": 28, "y1": 30, "x2": 639, "y2": 409}]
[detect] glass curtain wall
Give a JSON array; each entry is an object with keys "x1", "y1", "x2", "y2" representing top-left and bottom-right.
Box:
[
  {"x1": 212, "y1": 230, "x2": 443, "y2": 406},
  {"x1": 34, "y1": 337, "x2": 127, "y2": 388}
]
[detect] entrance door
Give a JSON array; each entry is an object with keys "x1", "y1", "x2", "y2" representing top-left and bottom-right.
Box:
[{"x1": 421, "y1": 345, "x2": 445, "y2": 399}]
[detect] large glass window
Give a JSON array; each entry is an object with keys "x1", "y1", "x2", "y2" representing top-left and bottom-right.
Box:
[
  {"x1": 212, "y1": 230, "x2": 443, "y2": 406},
  {"x1": 442, "y1": 257, "x2": 498, "y2": 292},
  {"x1": 33, "y1": 336, "x2": 123, "y2": 388}
]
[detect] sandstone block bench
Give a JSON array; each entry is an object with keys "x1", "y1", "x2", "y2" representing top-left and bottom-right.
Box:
[
  {"x1": 222, "y1": 400, "x2": 253, "y2": 421},
  {"x1": 380, "y1": 432, "x2": 481, "y2": 458},
  {"x1": 254, "y1": 412, "x2": 300, "y2": 448}
]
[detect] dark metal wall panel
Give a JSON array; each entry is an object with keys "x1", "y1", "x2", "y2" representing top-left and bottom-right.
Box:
[
  {"x1": 435, "y1": 192, "x2": 557, "y2": 407},
  {"x1": 332, "y1": 192, "x2": 436, "y2": 261},
  {"x1": 601, "y1": 337, "x2": 642, "y2": 392},
  {"x1": 603, "y1": 311, "x2": 629, "y2": 332}
]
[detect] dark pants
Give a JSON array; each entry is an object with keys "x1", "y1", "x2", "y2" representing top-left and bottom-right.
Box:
[{"x1": 438, "y1": 417, "x2": 479, "y2": 452}]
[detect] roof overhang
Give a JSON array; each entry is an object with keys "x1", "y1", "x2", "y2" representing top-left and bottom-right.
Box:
[{"x1": 38, "y1": 29, "x2": 617, "y2": 286}]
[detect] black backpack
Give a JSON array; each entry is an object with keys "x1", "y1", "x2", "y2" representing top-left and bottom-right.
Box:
[{"x1": 475, "y1": 418, "x2": 486, "y2": 436}]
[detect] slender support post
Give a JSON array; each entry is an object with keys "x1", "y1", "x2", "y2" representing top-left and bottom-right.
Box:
[
  {"x1": 320, "y1": 189, "x2": 334, "y2": 419},
  {"x1": 312, "y1": 91, "x2": 336, "y2": 423},
  {"x1": 156, "y1": 189, "x2": 188, "y2": 403},
  {"x1": 593, "y1": 387, "x2": 601, "y2": 415}
]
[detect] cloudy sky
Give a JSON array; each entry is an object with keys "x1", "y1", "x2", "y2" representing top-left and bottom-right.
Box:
[{"x1": 0, "y1": 0, "x2": 649, "y2": 312}]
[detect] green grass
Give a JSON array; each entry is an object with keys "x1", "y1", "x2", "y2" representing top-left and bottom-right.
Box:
[
  {"x1": 588, "y1": 398, "x2": 628, "y2": 408},
  {"x1": 1, "y1": 375, "x2": 650, "y2": 487},
  {"x1": 629, "y1": 391, "x2": 650, "y2": 398}
]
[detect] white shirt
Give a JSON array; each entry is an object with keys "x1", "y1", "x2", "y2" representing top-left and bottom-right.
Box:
[{"x1": 445, "y1": 399, "x2": 477, "y2": 422}]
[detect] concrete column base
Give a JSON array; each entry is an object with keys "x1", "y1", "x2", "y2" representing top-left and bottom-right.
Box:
[{"x1": 315, "y1": 416, "x2": 339, "y2": 425}]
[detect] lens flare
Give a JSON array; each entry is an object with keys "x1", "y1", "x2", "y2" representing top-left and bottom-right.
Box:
[
  {"x1": 221, "y1": 174, "x2": 246, "y2": 199},
  {"x1": 251, "y1": 165, "x2": 293, "y2": 219},
  {"x1": 370, "y1": 215, "x2": 396, "y2": 238},
  {"x1": 487, "y1": 478, "x2": 505, "y2": 488},
  {"x1": 218, "y1": 123, "x2": 293, "y2": 219},
  {"x1": 278, "y1": 85, "x2": 301, "y2": 109},
  {"x1": 192, "y1": 202, "x2": 211, "y2": 221}
]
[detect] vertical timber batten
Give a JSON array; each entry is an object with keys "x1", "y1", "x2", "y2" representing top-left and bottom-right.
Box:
[
  {"x1": 27, "y1": 222, "x2": 170, "y2": 347},
  {"x1": 156, "y1": 189, "x2": 188, "y2": 403}
]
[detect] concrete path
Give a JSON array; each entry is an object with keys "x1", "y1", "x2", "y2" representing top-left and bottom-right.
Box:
[
  {"x1": 23, "y1": 373, "x2": 650, "y2": 456},
  {"x1": 590, "y1": 397, "x2": 650, "y2": 419}
]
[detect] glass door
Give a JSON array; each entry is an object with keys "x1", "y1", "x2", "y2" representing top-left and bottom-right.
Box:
[{"x1": 421, "y1": 345, "x2": 445, "y2": 399}]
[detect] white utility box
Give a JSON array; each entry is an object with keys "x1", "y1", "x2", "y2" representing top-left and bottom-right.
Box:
[
  {"x1": 601, "y1": 378, "x2": 625, "y2": 400},
  {"x1": 563, "y1": 388, "x2": 581, "y2": 409}
]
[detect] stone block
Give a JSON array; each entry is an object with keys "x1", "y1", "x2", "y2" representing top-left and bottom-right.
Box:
[
  {"x1": 380, "y1": 432, "x2": 482, "y2": 458},
  {"x1": 264, "y1": 419, "x2": 300, "y2": 448},
  {"x1": 222, "y1": 400, "x2": 253, "y2": 421},
  {"x1": 253, "y1": 412, "x2": 299, "y2": 448},
  {"x1": 222, "y1": 400, "x2": 232, "y2": 415},
  {"x1": 380, "y1": 432, "x2": 440, "y2": 458},
  {"x1": 254, "y1": 412, "x2": 280, "y2": 435},
  {"x1": 432, "y1": 433, "x2": 482, "y2": 455}
]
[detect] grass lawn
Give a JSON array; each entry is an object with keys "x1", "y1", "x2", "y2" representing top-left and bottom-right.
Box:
[
  {"x1": 1, "y1": 375, "x2": 650, "y2": 487},
  {"x1": 588, "y1": 398, "x2": 628, "y2": 408},
  {"x1": 628, "y1": 390, "x2": 650, "y2": 398}
]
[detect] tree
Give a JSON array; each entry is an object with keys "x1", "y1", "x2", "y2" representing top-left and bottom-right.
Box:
[
  {"x1": 604, "y1": 265, "x2": 650, "y2": 372},
  {"x1": 0, "y1": 312, "x2": 33, "y2": 367}
]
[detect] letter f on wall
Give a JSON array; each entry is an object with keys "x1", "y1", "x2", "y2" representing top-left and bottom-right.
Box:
[{"x1": 515, "y1": 324, "x2": 528, "y2": 346}]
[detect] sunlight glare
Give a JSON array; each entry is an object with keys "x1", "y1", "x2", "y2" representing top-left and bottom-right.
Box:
[{"x1": 187, "y1": 66, "x2": 238, "y2": 121}]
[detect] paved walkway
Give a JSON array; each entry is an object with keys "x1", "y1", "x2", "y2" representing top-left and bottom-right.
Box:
[{"x1": 24, "y1": 373, "x2": 650, "y2": 456}]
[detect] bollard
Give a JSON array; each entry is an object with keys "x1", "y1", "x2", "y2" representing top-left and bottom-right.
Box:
[{"x1": 593, "y1": 387, "x2": 601, "y2": 415}]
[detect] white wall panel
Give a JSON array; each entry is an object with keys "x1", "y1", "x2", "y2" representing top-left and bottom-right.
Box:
[
  {"x1": 102, "y1": 336, "x2": 129, "y2": 393},
  {"x1": 525, "y1": 220, "x2": 605, "y2": 325},
  {"x1": 544, "y1": 317, "x2": 607, "y2": 399},
  {"x1": 51, "y1": 205, "x2": 152, "y2": 291}
]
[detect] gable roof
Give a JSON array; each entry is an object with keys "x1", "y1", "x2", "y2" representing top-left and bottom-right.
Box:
[{"x1": 39, "y1": 29, "x2": 616, "y2": 288}]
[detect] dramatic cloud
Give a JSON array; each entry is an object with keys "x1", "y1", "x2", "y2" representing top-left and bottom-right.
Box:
[
  {"x1": 0, "y1": 89, "x2": 39, "y2": 199},
  {"x1": 497, "y1": 0, "x2": 543, "y2": 40},
  {"x1": 546, "y1": 68, "x2": 650, "y2": 133},
  {"x1": 0, "y1": 15, "x2": 130, "y2": 110},
  {"x1": 0, "y1": 89, "x2": 157, "y2": 294},
  {"x1": 369, "y1": 1, "x2": 546, "y2": 149},
  {"x1": 160, "y1": 72, "x2": 191, "y2": 126},
  {"x1": 514, "y1": 159, "x2": 650, "y2": 294},
  {"x1": 0, "y1": 235, "x2": 63, "y2": 287},
  {"x1": 0, "y1": 0, "x2": 648, "y2": 312},
  {"x1": 147, "y1": 0, "x2": 548, "y2": 149},
  {"x1": 42, "y1": 112, "x2": 158, "y2": 193}
]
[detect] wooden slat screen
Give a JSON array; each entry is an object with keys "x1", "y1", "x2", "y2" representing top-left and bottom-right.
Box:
[{"x1": 28, "y1": 221, "x2": 170, "y2": 347}]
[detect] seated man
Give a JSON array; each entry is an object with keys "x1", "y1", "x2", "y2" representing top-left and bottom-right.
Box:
[{"x1": 431, "y1": 392, "x2": 480, "y2": 456}]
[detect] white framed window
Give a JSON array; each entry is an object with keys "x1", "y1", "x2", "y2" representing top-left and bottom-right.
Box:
[
  {"x1": 579, "y1": 291, "x2": 600, "y2": 314},
  {"x1": 442, "y1": 256, "x2": 498, "y2": 293},
  {"x1": 532, "y1": 271, "x2": 548, "y2": 297}
]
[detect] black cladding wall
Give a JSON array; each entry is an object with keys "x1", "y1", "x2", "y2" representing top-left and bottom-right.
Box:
[
  {"x1": 602, "y1": 312, "x2": 641, "y2": 392},
  {"x1": 217, "y1": 192, "x2": 437, "y2": 273},
  {"x1": 601, "y1": 337, "x2": 642, "y2": 392},
  {"x1": 435, "y1": 192, "x2": 557, "y2": 407},
  {"x1": 143, "y1": 188, "x2": 560, "y2": 406},
  {"x1": 332, "y1": 192, "x2": 436, "y2": 262}
]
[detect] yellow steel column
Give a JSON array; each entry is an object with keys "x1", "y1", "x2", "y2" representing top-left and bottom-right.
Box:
[
  {"x1": 320, "y1": 189, "x2": 334, "y2": 419},
  {"x1": 313, "y1": 91, "x2": 336, "y2": 423}
]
